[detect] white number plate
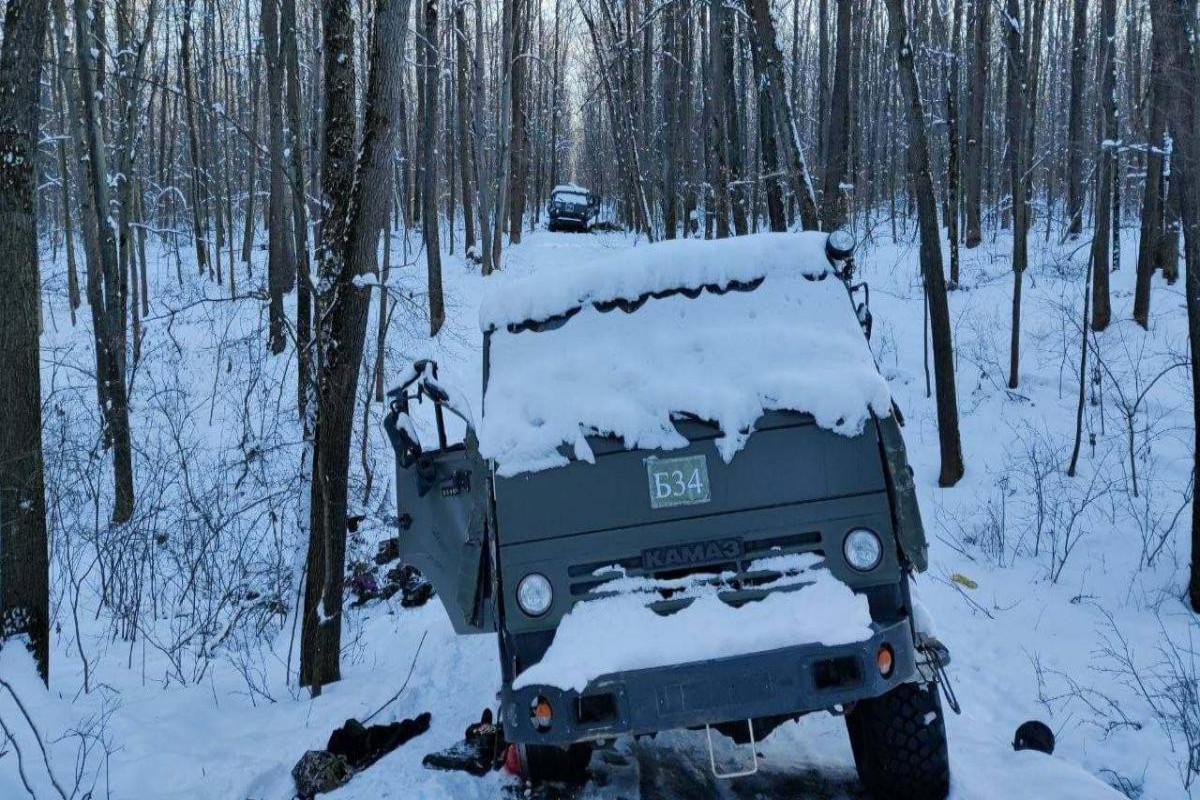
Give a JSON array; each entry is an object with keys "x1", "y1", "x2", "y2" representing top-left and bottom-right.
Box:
[{"x1": 645, "y1": 455, "x2": 711, "y2": 509}]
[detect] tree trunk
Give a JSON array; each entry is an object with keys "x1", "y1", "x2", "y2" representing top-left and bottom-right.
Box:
[
  {"x1": 884, "y1": 0, "x2": 965, "y2": 486},
  {"x1": 240, "y1": 4, "x2": 261, "y2": 267},
  {"x1": 508, "y1": 0, "x2": 529, "y2": 244},
  {"x1": 0, "y1": 0, "x2": 51, "y2": 683},
  {"x1": 283, "y1": 0, "x2": 314, "y2": 417},
  {"x1": 52, "y1": 0, "x2": 101, "y2": 322},
  {"x1": 454, "y1": 0, "x2": 475, "y2": 253},
  {"x1": 963, "y1": 0, "x2": 989, "y2": 247},
  {"x1": 1161, "y1": 148, "x2": 1182, "y2": 282},
  {"x1": 1091, "y1": 0, "x2": 1117, "y2": 331},
  {"x1": 263, "y1": 0, "x2": 294, "y2": 353},
  {"x1": 1147, "y1": 0, "x2": 1200, "y2": 611},
  {"x1": 817, "y1": 0, "x2": 830, "y2": 175},
  {"x1": 1006, "y1": 0, "x2": 1028, "y2": 388},
  {"x1": 76, "y1": 0, "x2": 136, "y2": 523},
  {"x1": 180, "y1": 0, "x2": 211, "y2": 275},
  {"x1": 756, "y1": 31, "x2": 785, "y2": 232},
  {"x1": 471, "y1": 0, "x2": 493, "y2": 273},
  {"x1": 821, "y1": 0, "x2": 852, "y2": 230},
  {"x1": 945, "y1": 0, "x2": 962, "y2": 285},
  {"x1": 424, "y1": 0, "x2": 445, "y2": 333},
  {"x1": 744, "y1": 0, "x2": 820, "y2": 230},
  {"x1": 723, "y1": 10, "x2": 748, "y2": 235},
  {"x1": 580, "y1": 0, "x2": 655, "y2": 240},
  {"x1": 1065, "y1": 0, "x2": 1088, "y2": 237},
  {"x1": 301, "y1": 0, "x2": 406, "y2": 690},
  {"x1": 1133, "y1": 25, "x2": 1168, "y2": 328},
  {"x1": 660, "y1": 0, "x2": 679, "y2": 238},
  {"x1": 705, "y1": 0, "x2": 732, "y2": 237},
  {"x1": 489, "y1": 0, "x2": 516, "y2": 267}
]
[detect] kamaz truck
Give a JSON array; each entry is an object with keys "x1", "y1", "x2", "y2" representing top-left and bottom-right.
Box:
[{"x1": 385, "y1": 231, "x2": 953, "y2": 798}]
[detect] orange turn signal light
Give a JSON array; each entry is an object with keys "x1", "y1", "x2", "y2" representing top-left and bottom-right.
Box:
[
  {"x1": 876, "y1": 644, "x2": 895, "y2": 678},
  {"x1": 531, "y1": 696, "x2": 554, "y2": 730}
]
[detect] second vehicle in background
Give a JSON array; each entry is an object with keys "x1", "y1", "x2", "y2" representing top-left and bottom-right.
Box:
[{"x1": 547, "y1": 185, "x2": 599, "y2": 232}]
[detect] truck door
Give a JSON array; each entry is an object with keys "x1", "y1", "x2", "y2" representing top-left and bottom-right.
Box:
[{"x1": 386, "y1": 410, "x2": 495, "y2": 635}]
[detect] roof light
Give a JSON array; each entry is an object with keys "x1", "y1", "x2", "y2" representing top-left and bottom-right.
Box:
[{"x1": 826, "y1": 229, "x2": 856, "y2": 262}]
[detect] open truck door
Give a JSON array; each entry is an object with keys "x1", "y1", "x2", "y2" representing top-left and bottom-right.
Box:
[{"x1": 383, "y1": 361, "x2": 495, "y2": 634}]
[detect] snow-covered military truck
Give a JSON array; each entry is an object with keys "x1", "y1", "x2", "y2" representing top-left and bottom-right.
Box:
[
  {"x1": 546, "y1": 184, "x2": 598, "y2": 232},
  {"x1": 384, "y1": 232, "x2": 952, "y2": 798}
]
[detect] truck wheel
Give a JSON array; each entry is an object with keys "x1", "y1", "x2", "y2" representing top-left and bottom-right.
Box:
[
  {"x1": 845, "y1": 681, "x2": 950, "y2": 800},
  {"x1": 517, "y1": 742, "x2": 593, "y2": 784}
]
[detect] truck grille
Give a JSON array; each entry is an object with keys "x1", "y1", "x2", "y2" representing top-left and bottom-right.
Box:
[{"x1": 566, "y1": 530, "x2": 824, "y2": 613}]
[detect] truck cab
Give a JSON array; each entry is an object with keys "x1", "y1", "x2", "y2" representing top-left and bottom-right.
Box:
[{"x1": 385, "y1": 232, "x2": 951, "y2": 797}]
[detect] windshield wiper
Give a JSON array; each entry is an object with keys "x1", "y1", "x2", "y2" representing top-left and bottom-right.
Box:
[{"x1": 670, "y1": 412, "x2": 723, "y2": 432}]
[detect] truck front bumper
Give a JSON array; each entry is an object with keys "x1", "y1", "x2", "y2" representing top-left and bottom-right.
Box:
[{"x1": 502, "y1": 619, "x2": 917, "y2": 745}]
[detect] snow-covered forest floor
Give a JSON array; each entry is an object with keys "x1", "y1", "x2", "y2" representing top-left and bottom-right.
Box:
[{"x1": 2, "y1": 220, "x2": 1197, "y2": 799}]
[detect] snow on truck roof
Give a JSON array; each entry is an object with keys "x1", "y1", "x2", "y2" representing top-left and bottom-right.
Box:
[{"x1": 478, "y1": 232, "x2": 892, "y2": 477}]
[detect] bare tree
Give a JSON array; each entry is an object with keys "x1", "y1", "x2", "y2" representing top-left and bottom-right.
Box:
[
  {"x1": 660, "y1": 0, "x2": 680, "y2": 237},
  {"x1": 704, "y1": 0, "x2": 733, "y2": 237},
  {"x1": 821, "y1": 0, "x2": 852, "y2": 230},
  {"x1": 454, "y1": 0, "x2": 475, "y2": 254},
  {"x1": 963, "y1": 0, "x2": 989, "y2": 247},
  {"x1": 1065, "y1": 0, "x2": 1088, "y2": 238},
  {"x1": 0, "y1": 0, "x2": 51, "y2": 683},
  {"x1": 744, "y1": 0, "x2": 820, "y2": 230},
  {"x1": 75, "y1": 0, "x2": 136, "y2": 523},
  {"x1": 180, "y1": 0, "x2": 211, "y2": 276},
  {"x1": 884, "y1": 0, "x2": 965, "y2": 486},
  {"x1": 508, "y1": 0, "x2": 530, "y2": 243},
  {"x1": 471, "y1": 0, "x2": 494, "y2": 273},
  {"x1": 1147, "y1": 0, "x2": 1200, "y2": 613},
  {"x1": 1090, "y1": 0, "x2": 1117, "y2": 331},
  {"x1": 282, "y1": 0, "x2": 313, "y2": 417},
  {"x1": 300, "y1": 0, "x2": 405, "y2": 691},
  {"x1": 262, "y1": 0, "x2": 295, "y2": 353},
  {"x1": 1133, "y1": 26, "x2": 1169, "y2": 328},
  {"x1": 945, "y1": 0, "x2": 962, "y2": 285},
  {"x1": 423, "y1": 0, "x2": 445, "y2": 333},
  {"x1": 1006, "y1": 0, "x2": 1029, "y2": 388}
]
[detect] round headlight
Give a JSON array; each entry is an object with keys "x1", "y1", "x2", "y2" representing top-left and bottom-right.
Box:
[
  {"x1": 843, "y1": 528, "x2": 883, "y2": 571},
  {"x1": 517, "y1": 573, "x2": 553, "y2": 617}
]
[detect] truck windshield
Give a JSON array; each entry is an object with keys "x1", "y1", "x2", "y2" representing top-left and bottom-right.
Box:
[
  {"x1": 476, "y1": 233, "x2": 889, "y2": 478},
  {"x1": 553, "y1": 191, "x2": 589, "y2": 206}
]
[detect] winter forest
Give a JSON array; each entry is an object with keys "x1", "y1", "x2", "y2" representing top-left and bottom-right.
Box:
[{"x1": 0, "y1": 0, "x2": 1198, "y2": 794}]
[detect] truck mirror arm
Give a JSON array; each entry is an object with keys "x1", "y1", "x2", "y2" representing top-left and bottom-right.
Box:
[
  {"x1": 383, "y1": 401, "x2": 423, "y2": 469},
  {"x1": 386, "y1": 359, "x2": 477, "y2": 453}
]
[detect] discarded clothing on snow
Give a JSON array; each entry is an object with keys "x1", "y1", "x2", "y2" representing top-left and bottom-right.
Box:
[
  {"x1": 422, "y1": 708, "x2": 505, "y2": 777},
  {"x1": 292, "y1": 712, "x2": 432, "y2": 798}
]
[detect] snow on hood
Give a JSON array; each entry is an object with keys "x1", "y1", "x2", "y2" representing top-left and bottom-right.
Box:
[
  {"x1": 478, "y1": 232, "x2": 891, "y2": 477},
  {"x1": 513, "y1": 555, "x2": 874, "y2": 693},
  {"x1": 479, "y1": 232, "x2": 830, "y2": 332}
]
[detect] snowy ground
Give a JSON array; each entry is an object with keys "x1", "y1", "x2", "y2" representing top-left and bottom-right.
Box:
[{"x1": 2, "y1": 221, "x2": 1195, "y2": 799}]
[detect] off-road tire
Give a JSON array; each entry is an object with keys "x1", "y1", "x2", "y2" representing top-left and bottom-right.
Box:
[
  {"x1": 845, "y1": 681, "x2": 950, "y2": 800},
  {"x1": 517, "y1": 742, "x2": 593, "y2": 784}
]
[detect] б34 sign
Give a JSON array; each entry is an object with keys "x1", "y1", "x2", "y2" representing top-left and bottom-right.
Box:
[{"x1": 645, "y1": 454, "x2": 712, "y2": 509}]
